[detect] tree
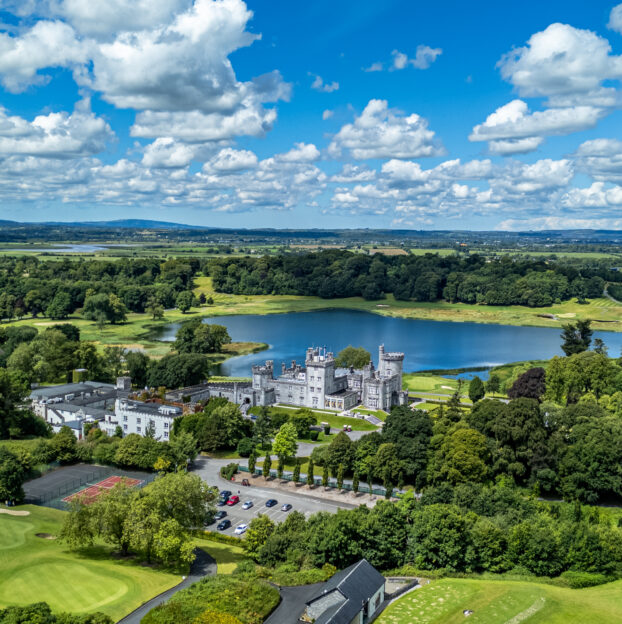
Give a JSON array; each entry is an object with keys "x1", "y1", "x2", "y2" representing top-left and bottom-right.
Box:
[
  {"x1": 146, "y1": 298, "x2": 164, "y2": 321},
  {"x1": 61, "y1": 499, "x2": 96, "y2": 549},
  {"x1": 507, "y1": 367, "x2": 546, "y2": 400},
  {"x1": 272, "y1": 422, "x2": 298, "y2": 460},
  {"x1": 337, "y1": 464, "x2": 344, "y2": 490},
  {"x1": 83, "y1": 293, "x2": 127, "y2": 325},
  {"x1": 277, "y1": 456, "x2": 284, "y2": 480},
  {"x1": 486, "y1": 373, "x2": 501, "y2": 396},
  {"x1": 50, "y1": 426, "x2": 78, "y2": 464},
  {"x1": 352, "y1": 471, "x2": 359, "y2": 494},
  {"x1": 253, "y1": 407, "x2": 272, "y2": 449},
  {"x1": 335, "y1": 345, "x2": 371, "y2": 369},
  {"x1": 561, "y1": 319, "x2": 593, "y2": 356},
  {"x1": 322, "y1": 464, "x2": 329, "y2": 487},
  {"x1": 93, "y1": 482, "x2": 136, "y2": 555},
  {"x1": 247, "y1": 451, "x2": 256, "y2": 475},
  {"x1": 0, "y1": 447, "x2": 26, "y2": 503},
  {"x1": 243, "y1": 515, "x2": 275, "y2": 560},
  {"x1": 292, "y1": 458, "x2": 301, "y2": 483},
  {"x1": 263, "y1": 455, "x2": 272, "y2": 478},
  {"x1": 125, "y1": 351, "x2": 150, "y2": 388},
  {"x1": 200, "y1": 403, "x2": 250, "y2": 452},
  {"x1": 169, "y1": 431, "x2": 197, "y2": 468},
  {"x1": 468, "y1": 376, "x2": 485, "y2": 403},
  {"x1": 407, "y1": 504, "x2": 475, "y2": 572},
  {"x1": 45, "y1": 291, "x2": 72, "y2": 320},
  {"x1": 147, "y1": 353, "x2": 209, "y2": 388},
  {"x1": 288, "y1": 409, "x2": 317, "y2": 438},
  {"x1": 307, "y1": 458, "x2": 314, "y2": 486},
  {"x1": 176, "y1": 291, "x2": 194, "y2": 313}
]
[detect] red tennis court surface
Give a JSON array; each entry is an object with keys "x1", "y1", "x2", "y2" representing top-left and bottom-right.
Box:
[{"x1": 62, "y1": 475, "x2": 143, "y2": 504}]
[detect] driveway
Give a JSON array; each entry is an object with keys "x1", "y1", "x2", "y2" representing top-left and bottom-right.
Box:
[
  {"x1": 264, "y1": 583, "x2": 325, "y2": 624},
  {"x1": 116, "y1": 548, "x2": 216, "y2": 624}
]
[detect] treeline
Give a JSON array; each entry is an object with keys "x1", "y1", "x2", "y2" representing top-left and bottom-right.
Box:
[
  {"x1": 0, "y1": 256, "x2": 200, "y2": 320},
  {"x1": 208, "y1": 250, "x2": 617, "y2": 305},
  {"x1": 240, "y1": 486, "x2": 622, "y2": 579},
  {"x1": 0, "y1": 320, "x2": 229, "y2": 400}
]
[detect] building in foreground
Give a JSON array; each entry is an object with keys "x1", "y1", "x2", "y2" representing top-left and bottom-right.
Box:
[{"x1": 301, "y1": 559, "x2": 386, "y2": 624}]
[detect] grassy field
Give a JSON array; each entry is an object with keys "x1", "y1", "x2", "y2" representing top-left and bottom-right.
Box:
[
  {"x1": 0, "y1": 505, "x2": 180, "y2": 620},
  {"x1": 378, "y1": 577, "x2": 622, "y2": 624},
  {"x1": 197, "y1": 540, "x2": 246, "y2": 575},
  {"x1": 402, "y1": 374, "x2": 459, "y2": 394}
]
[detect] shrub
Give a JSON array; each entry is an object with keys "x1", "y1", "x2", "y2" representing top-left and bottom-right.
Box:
[
  {"x1": 200, "y1": 531, "x2": 242, "y2": 546},
  {"x1": 309, "y1": 430, "x2": 319, "y2": 441},
  {"x1": 236, "y1": 437, "x2": 254, "y2": 458},
  {"x1": 558, "y1": 571, "x2": 612, "y2": 589},
  {"x1": 323, "y1": 424, "x2": 330, "y2": 435},
  {"x1": 142, "y1": 575, "x2": 279, "y2": 624},
  {"x1": 220, "y1": 463, "x2": 238, "y2": 480}
]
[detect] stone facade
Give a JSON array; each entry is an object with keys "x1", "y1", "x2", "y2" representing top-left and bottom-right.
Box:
[{"x1": 252, "y1": 344, "x2": 408, "y2": 412}]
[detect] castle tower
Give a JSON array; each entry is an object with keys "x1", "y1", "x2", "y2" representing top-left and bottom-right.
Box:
[
  {"x1": 305, "y1": 347, "x2": 336, "y2": 408},
  {"x1": 378, "y1": 344, "x2": 404, "y2": 378},
  {"x1": 252, "y1": 361, "x2": 273, "y2": 390}
]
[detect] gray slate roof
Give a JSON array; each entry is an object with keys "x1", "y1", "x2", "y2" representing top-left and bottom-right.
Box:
[{"x1": 308, "y1": 559, "x2": 385, "y2": 624}]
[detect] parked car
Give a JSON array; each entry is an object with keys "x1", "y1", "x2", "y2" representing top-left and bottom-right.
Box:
[
  {"x1": 265, "y1": 499, "x2": 278, "y2": 507},
  {"x1": 219, "y1": 490, "x2": 232, "y2": 500},
  {"x1": 214, "y1": 511, "x2": 227, "y2": 520},
  {"x1": 234, "y1": 523, "x2": 248, "y2": 535},
  {"x1": 242, "y1": 500, "x2": 254, "y2": 510},
  {"x1": 226, "y1": 495, "x2": 240, "y2": 506},
  {"x1": 281, "y1": 503, "x2": 292, "y2": 512},
  {"x1": 216, "y1": 498, "x2": 227, "y2": 507},
  {"x1": 217, "y1": 519, "x2": 231, "y2": 531}
]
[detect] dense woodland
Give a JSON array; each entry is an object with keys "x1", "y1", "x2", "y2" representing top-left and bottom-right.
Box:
[
  {"x1": 208, "y1": 250, "x2": 619, "y2": 305},
  {"x1": 0, "y1": 256, "x2": 200, "y2": 320}
]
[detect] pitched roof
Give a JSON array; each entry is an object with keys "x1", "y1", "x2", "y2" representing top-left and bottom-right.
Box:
[{"x1": 307, "y1": 559, "x2": 385, "y2": 624}]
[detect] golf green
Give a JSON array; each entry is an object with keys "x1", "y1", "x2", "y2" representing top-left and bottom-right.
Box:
[
  {"x1": 0, "y1": 505, "x2": 180, "y2": 620},
  {"x1": 377, "y1": 578, "x2": 622, "y2": 624}
]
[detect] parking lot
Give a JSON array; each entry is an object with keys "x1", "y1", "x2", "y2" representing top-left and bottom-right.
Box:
[{"x1": 194, "y1": 457, "x2": 354, "y2": 536}]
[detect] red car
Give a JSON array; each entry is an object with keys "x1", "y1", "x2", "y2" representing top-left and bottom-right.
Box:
[{"x1": 226, "y1": 495, "x2": 240, "y2": 506}]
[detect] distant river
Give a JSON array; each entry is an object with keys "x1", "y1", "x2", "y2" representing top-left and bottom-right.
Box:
[{"x1": 153, "y1": 309, "x2": 622, "y2": 378}]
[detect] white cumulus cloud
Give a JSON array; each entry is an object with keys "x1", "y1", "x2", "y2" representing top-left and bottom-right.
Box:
[{"x1": 328, "y1": 99, "x2": 445, "y2": 160}]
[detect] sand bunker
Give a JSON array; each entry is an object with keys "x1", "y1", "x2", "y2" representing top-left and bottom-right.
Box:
[{"x1": 0, "y1": 508, "x2": 30, "y2": 517}]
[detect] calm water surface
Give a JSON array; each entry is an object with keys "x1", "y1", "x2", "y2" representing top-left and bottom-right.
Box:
[{"x1": 155, "y1": 309, "x2": 622, "y2": 377}]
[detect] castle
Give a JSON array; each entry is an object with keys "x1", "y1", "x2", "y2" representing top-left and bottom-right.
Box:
[{"x1": 250, "y1": 345, "x2": 408, "y2": 411}]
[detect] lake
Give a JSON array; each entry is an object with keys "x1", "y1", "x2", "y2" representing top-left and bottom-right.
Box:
[{"x1": 154, "y1": 309, "x2": 622, "y2": 378}]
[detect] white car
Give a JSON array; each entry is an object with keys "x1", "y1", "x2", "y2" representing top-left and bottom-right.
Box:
[
  {"x1": 234, "y1": 523, "x2": 248, "y2": 535},
  {"x1": 242, "y1": 500, "x2": 254, "y2": 510}
]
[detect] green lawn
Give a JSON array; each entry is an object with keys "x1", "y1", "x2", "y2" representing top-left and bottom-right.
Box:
[
  {"x1": 377, "y1": 578, "x2": 622, "y2": 624},
  {"x1": 197, "y1": 540, "x2": 246, "y2": 575},
  {"x1": 402, "y1": 374, "x2": 459, "y2": 394},
  {"x1": 0, "y1": 505, "x2": 180, "y2": 620},
  {"x1": 250, "y1": 406, "x2": 379, "y2": 432}
]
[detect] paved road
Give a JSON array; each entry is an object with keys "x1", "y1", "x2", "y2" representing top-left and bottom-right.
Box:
[
  {"x1": 192, "y1": 457, "x2": 355, "y2": 537},
  {"x1": 264, "y1": 583, "x2": 324, "y2": 624},
  {"x1": 116, "y1": 548, "x2": 216, "y2": 624}
]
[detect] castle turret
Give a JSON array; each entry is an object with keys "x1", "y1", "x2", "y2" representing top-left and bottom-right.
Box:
[
  {"x1": 252, "y1": 360, "x2": 273, "y2": 390},
  {"x1": 378, "y1": 344, "x2": 404, "y2": 378}
]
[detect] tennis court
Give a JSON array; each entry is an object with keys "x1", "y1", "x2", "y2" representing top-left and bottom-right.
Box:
[
  {"x1": 23, "y1": 463, "x2": 154, "y2": 509},
  {"x1": 62, "y1": 475, "x2": 144, "y2": 504}
]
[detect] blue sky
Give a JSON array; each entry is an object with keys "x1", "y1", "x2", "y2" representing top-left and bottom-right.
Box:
[{"x1": 0, "y1": 1, "x2": 622, "y2": 230}]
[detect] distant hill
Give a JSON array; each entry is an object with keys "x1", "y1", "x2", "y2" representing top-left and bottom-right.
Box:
[{"x1": 40, "y1": 219, "x2": 203, "y2": 230}]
